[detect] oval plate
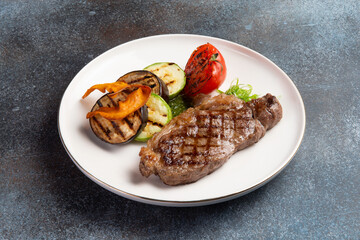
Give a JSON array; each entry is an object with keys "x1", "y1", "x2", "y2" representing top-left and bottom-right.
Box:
[{"x1": 58, "y1": 34, "x2": 306, "y2": 207}]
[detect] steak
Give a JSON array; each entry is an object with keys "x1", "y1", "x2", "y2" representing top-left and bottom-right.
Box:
[{"x1": 139, "y1": 93, "x2": 282, "y2": 185}]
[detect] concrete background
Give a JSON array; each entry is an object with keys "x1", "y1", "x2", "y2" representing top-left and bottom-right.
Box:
[{"x1": 1, "y1": 0, "x2": 359, "y2": 239}]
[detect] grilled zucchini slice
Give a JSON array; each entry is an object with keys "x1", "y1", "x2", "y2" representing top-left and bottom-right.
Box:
[
  {"x1": 89, "y1": 86, "x2": 148, "y2": 144},
  {"x1": 117, "y1": 70, "x2": 169, "y2": 102},
  {"x1": 144, "y1": 62, "x2": 186, "y2": 99},
  {"x1": 135, "y1": 93, "x2": 172, "y2": 141}
]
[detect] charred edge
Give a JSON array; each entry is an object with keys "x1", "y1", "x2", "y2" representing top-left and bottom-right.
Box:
[
  {"x1": 199, "y1": 124, "x2": 238, "y2": 130},
  {"x1": 111, "y1": 120, "x2": 124, "y2": 138},
  {"x1": 140, "y1": 79, "x2": 156, "y2": 88},
  {"x1": 108, "y1": 95, "x2": 117, "y2": 106},
  {"x1": 193, "y1": 115, "x2": 199, "y2": 158},
  {"x1": 194, "y1": 51, "x2": 204, "y2": 60},
  {"x1": 234, "y1": 110, "x2": 238, "y2": 135},
  {"x1": 201, "y1": 113, "x2": 211, "y2": 154},
  {"x1": 186, "y1": 75, "x2": 212, "y2": 95},
  {"x1": 192, "y1": 62, "x2": 209, "y2": 78},
  {"x1": 183, "y1": 151, "x2": 210, "y2": 157},
  {"x1": 93, "y1": 116, "x2": 111, "y2": 140},
  {"x1": 115, "y1": 121, "x2": 125, "y2": 139},
  {"x1": 131, "y1": 77, "x2": 155, "y2": 85},
  {"x1": 221, "y1": 111, "x2": 226, "y2": 142},
  {"x1": 166, "y1": 80, "x2": 176, "y2": 85},
  {"x1": 142, "y1": 75, "x2": 154, "y2": 80},
  {"x1": 200, "y1": 62, "x2": 208, "y2": 71},
  {"x1": 185, "y1": 143, "x2": 220, "y2": 148},
  {"x1": 159, "y1": 141, "x2": 222, "y2": 148},
  {"x1": 197, "y1": 114, "x2": 240, "y2": 120},
  {"x1": 134, "y1": 109, "x2": 141, "y2": 120},
  {"x1": 148, "y1": 120, "x2": 164, "y2": 128},
  {"x1": 122, "y1": 88, "x2": 136, "y2": 95},
  {"x1": 185, "y1": 117, "x2": 248, "y2": 129},
  {"x1": 178, "y1": 128, "x2": 186, "y2": 167},
  {"x1": 97, "y1": 99, "x2": 103, "y2": 108},
  {"x1": 124, "y1": 116, "x2": 134, "y2": 130}
]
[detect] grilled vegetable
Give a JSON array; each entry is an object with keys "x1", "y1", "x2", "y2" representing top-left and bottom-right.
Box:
[
  {"x1": 82, "y1": 81, "x2": 129, "y2": 99},
  {"x1": 183, "y1": 43, "x2": 227, "y2": 97},
  {"x1": 117, "y1": 70, "x2": 169, "y2": 102},
  {"x1": 86, "y1": 86, "x2": 151, "y2": 120},
  {"x1": 168, "y1": 94, "x2": 189, "y2": 117},
  {"x1": 89, "y1": 86, "x2": 148, "y2": 144},
  {"x1": 144, "y1": 62, "x2": 186, "y2": 99},
  {"x1": 135, "y1": 93, "x2": 172, "y2": 141},
  {"x1": 217, "y1": 79, "x2": 258, "y2": 102}
]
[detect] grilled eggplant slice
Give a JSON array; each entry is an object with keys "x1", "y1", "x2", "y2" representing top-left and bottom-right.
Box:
[
  {"x1": 117, "y1": 70, "x2": 169, "y2": 102},
  {"x1": 89, "y1": 86, "x2": 148, "y2": 144}
]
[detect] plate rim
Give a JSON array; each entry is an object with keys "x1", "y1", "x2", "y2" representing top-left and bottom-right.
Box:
[{"x1": 58, "y1": 33, "x2": 306, "y2": 207}]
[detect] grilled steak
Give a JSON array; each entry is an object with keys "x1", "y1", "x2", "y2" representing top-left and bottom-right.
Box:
[{"x1": 139, "y1": 93, "x2": 282, "y2": 185}]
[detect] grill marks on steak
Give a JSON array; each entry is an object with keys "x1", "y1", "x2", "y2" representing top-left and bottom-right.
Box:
[
  {"x1": 139, "y1": 93, "x2": 282, "y2": 185},
  {"x1": 158, "y1": 109, "x2": 256, "y2": 166}
]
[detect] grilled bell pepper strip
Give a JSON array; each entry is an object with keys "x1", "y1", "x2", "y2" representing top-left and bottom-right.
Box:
[
  {"x1": 86, "y1": 86, "x2": 151, "y2": 120},
  {"x1": 82, "y1": 81, "x2": 130, "y2": 99}
]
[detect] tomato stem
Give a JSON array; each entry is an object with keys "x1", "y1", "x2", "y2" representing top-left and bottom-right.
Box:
[{"x1": 210, "y1": 53, "x2": 224, "y2": 75}]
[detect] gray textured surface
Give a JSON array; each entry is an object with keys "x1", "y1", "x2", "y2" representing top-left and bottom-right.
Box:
[{"x1": 1, "y1": 0, "x2": 359, "y2": 239}]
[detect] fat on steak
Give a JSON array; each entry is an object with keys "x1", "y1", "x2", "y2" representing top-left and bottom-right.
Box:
[{"x1": 139, "y1": 93, "x2": 282, "y2": 185}]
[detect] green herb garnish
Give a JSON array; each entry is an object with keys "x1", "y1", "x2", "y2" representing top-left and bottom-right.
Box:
[
  {"x1": 217, "y1": 79, "x2": 258, "y2": 102},
  {"x1": 168, "y1": 95, "x2": 190, "y2": 117}
]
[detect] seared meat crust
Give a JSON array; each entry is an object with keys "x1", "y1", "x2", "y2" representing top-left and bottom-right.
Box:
[{"x1": 139, "y1": 93, "x2": 282, "y2": 185}]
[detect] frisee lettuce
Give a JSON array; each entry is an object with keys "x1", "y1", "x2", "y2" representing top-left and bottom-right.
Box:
[{"x1": 217, "y1": 79, "x2": 258, "y2": 102}]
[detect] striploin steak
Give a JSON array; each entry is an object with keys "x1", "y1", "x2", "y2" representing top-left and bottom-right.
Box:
[{"x1": 139, "y1": 93, "x2": 282, "y2": 185}]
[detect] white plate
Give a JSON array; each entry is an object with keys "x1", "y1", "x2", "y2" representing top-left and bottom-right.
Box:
[{"x1": 58, "y1": 34, "x2": 305, "y2": 207}]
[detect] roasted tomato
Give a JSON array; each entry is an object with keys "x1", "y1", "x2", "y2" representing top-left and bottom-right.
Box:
[{"x1": 183, "y1": 43, "x2": 227, "y2": 97}]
